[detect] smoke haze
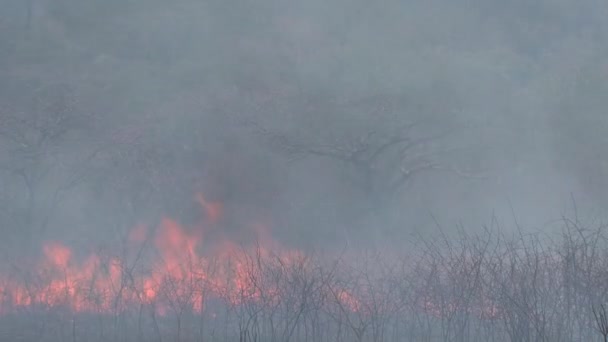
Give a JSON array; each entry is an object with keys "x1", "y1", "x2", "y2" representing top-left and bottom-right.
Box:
[{"x1": 1, "y1": 1, "x2": 608, "y2": 340}]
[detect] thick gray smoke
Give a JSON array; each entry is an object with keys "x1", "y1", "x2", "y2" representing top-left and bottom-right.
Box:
[{"x1": 1, "y1": 1, "x2": 608, "y2": 340}]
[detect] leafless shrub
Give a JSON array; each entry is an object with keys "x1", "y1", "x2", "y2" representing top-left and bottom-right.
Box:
[{"x1": 4, "y1": 212, "x2": 608, "y2": 341}]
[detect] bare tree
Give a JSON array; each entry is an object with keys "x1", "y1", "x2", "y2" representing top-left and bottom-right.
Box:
[
  {"x1": 0, "y1": 85, "x2": 108, "y2": 246},
  {"x1": 249, "y1": 99, "x2": 465, "y2": 203},
  {"x1": 593, "y1": 304, "x2": 608, "y2": 342}
]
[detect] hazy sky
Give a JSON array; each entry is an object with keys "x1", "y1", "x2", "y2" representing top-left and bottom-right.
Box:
[{"x1": 1, "y1": 0, "x2": 607, "y2": 253}]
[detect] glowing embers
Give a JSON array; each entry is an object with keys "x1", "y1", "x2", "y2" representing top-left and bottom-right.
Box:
[
  {"x1": 0, "y1": 193, "x2": 301, "y2": 316},
  {"x1": 0, "y1": 243, "x2": 126, "y2": 313}
]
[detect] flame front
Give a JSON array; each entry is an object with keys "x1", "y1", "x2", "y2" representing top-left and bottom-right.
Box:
[
  {"x1": 0, "y1": 194, "x2": 321, "y2": 316},
  {"x1": 0, "y1": 192, "x2": 514, "y2": 342}
]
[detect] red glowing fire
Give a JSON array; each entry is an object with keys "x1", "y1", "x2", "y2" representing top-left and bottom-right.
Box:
[
  {"x1": 0, "y1": 194, "x2": 501, "y2": 322},
  {"x1": 0, "y1": 194, "x2": 307, "y2": 316}
]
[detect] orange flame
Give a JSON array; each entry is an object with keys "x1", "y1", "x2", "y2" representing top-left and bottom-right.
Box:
[{"x1": 0, "y1": 193, "x2": 312, "y2": 317}]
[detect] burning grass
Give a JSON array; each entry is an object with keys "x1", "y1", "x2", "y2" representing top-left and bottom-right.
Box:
[{"x1": 2, "y1": 197, "x2": 608, "y2": 341}]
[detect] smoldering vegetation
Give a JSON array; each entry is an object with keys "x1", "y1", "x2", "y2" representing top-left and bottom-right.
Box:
[
  {"x1": 3, "y1": 214, "x2": 608, "y2": 342},
  {"x1": 1, "y1": 0, "x2": 608, "y2": 341}
]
